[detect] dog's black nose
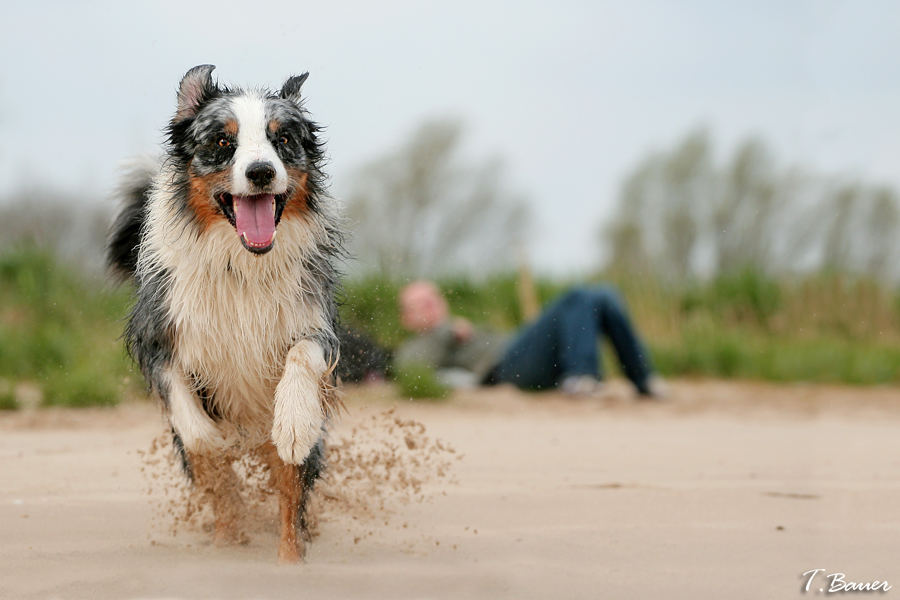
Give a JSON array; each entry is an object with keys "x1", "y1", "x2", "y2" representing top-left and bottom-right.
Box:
[{"x1": 246, "y1": 161, "x2": 276, "y2": 187}]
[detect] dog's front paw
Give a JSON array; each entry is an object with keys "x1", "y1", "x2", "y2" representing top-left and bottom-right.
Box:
[
  {"x1": 172, "y1": 409, "x2": 228, "y2": 453},
  {"x1": 272, "y1": 340, "x2": 327, "y2": 465},
  {"x1": 271, "y1": 409, "x2": 322, "y2": 465}
]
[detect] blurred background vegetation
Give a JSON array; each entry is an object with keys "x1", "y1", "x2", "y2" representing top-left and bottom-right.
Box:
[{"x1": 1, "y1": 123, "x2": 898, "y2": 408}]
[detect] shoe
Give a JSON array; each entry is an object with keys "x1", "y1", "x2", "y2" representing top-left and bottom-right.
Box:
[
  {"x1": 560, "y1": 375, "x2": 605, "y2": 397},
  {"x1": 638, "y1": 375, "x2": 668, "y2": 400}
]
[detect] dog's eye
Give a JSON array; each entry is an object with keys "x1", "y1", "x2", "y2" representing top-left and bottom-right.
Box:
[
  {"x1": 279, "y1": 135, "x2": 290, "y2": 145},
  {"x1": 217, "y1": 137, "x2": 231, "y2": 148}
]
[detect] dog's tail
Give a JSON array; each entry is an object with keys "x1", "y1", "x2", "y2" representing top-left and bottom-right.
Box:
[{"x1": 106, "y1": 157, "x2": 159, "y2": 281}]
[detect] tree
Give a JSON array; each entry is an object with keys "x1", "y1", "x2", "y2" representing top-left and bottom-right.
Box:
[
  {"x1": 0, "y1": 191, "x2": 111, "y2": 277},
  {"x1": 864, "y1": 188, "x2": 900, "y2": 281},
  {"x1": 345, "y1": 119, "x2": 529, "y2": 280},
  {"x1": 714, "y1": 138, "x2": 777, "y2": 274},
  {"x1": 659, "y1": 131, "x2": 712, "y2": 278},
  {"x1": 603, "y1": 129, "x2": 900, "y2": 284},
  {"x1": 605, "y1": 129, "x2": 715, "y2": 280}
]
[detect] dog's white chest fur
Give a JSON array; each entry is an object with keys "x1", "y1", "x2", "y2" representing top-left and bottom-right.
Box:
[
  {"x1": 169, "y1": 261, "x2": 303, "y2": 422},
  {"x1": 142, "y1": 197, "x2": 328, "y2": 430}
]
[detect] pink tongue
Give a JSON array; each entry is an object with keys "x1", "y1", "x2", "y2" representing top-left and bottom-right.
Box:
[{"x1": 233, "y1": 194, "x2": 276, "y2": 247}]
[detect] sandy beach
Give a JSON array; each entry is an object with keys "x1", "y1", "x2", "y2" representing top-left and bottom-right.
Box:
[{"x1": 2, "y1": 379, "x2": 899, "y2": 599}]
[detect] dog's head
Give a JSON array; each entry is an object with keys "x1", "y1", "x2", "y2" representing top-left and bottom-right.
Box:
[{"x1": 167, "y1": 65, "x2": 322, "y2": 255}]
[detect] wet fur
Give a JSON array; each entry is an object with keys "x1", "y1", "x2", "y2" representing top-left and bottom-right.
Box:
[{"x1": 107, "y1": 66, "x2": 342, "y2": 562}]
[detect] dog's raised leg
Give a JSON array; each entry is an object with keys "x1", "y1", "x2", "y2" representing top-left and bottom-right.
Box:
[
  {"x1": 271, "y1": 339, "x2": 328, "y2": 465},
  {"x1": 268, "y1": 339, "x2": 332, "y2": 563}
]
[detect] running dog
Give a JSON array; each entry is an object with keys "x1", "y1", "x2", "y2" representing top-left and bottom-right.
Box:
[{"x1": 107, "y1": 65, "x2": 343, "y2": 562}]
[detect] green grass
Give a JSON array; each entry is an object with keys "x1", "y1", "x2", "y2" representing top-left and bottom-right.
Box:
[
  {"x1": 0, "y1": 246, "x2": 138, "y2": 407},
  {"x1": 0, "y1": 246, "x2": 896, "y2": 412},
  {"x1": 338, "y1": 277, "x2": 405, "y2": 348},
  {"x1": 651, "y1": 330, "x2": 900, "y2": 384},
  {"x1": 393, "y1": 363, "x2": 450, "y2": 400},
  {"x1": 341, "y1": 271, "x2": 900, "y2": 386},
  {"x1": 679, "y1": 268, "x2": 782, "y2": 327},
  {"x1": 0, "y1": 387, "x2": 17, "y2": 410}
]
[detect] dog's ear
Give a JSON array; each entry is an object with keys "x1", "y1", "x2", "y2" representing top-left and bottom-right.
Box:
[
  {"x1": 281, "y1": 73, "x2": 309, "y2": 105},
  {"x1": 175, "y1": 64, "x2": 218, "y2": 121}
]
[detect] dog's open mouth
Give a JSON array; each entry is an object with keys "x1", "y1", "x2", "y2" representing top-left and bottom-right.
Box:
[{"x1": 216, "y1": 192, "x2": 287, "y2": 254}]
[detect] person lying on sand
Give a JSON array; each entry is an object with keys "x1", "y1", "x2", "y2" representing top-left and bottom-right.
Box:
[{"x1": 395, "y1": 280, "x2": 665, "y2": 398}]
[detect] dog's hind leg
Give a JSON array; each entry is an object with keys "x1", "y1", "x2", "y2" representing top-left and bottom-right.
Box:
[{"x1": 189, "y1": 452, "x2": 248, "y2": 546}]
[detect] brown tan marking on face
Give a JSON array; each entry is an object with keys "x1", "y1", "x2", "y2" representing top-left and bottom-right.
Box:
[
  {"x1": 281, "y1": 168, "x2": 309, "y2": 218},
  {"x1": 224, "y1": 119, "x2": 238, "y2": 136},
  {"x1": 268, "y1": 120, "x2": 280, "y2": 134},
  {"x1": 187, "y1": 162, "x2": 231, "y2": 230}
]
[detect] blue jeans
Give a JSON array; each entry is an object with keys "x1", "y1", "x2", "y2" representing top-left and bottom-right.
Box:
[{"x1": 492, "y1": 286, "x2": 654, "y2": 393}]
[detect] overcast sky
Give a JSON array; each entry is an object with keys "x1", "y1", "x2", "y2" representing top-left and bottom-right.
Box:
[{"x1": 1, "y1": 1, "x2": 898, "y2": 274}]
